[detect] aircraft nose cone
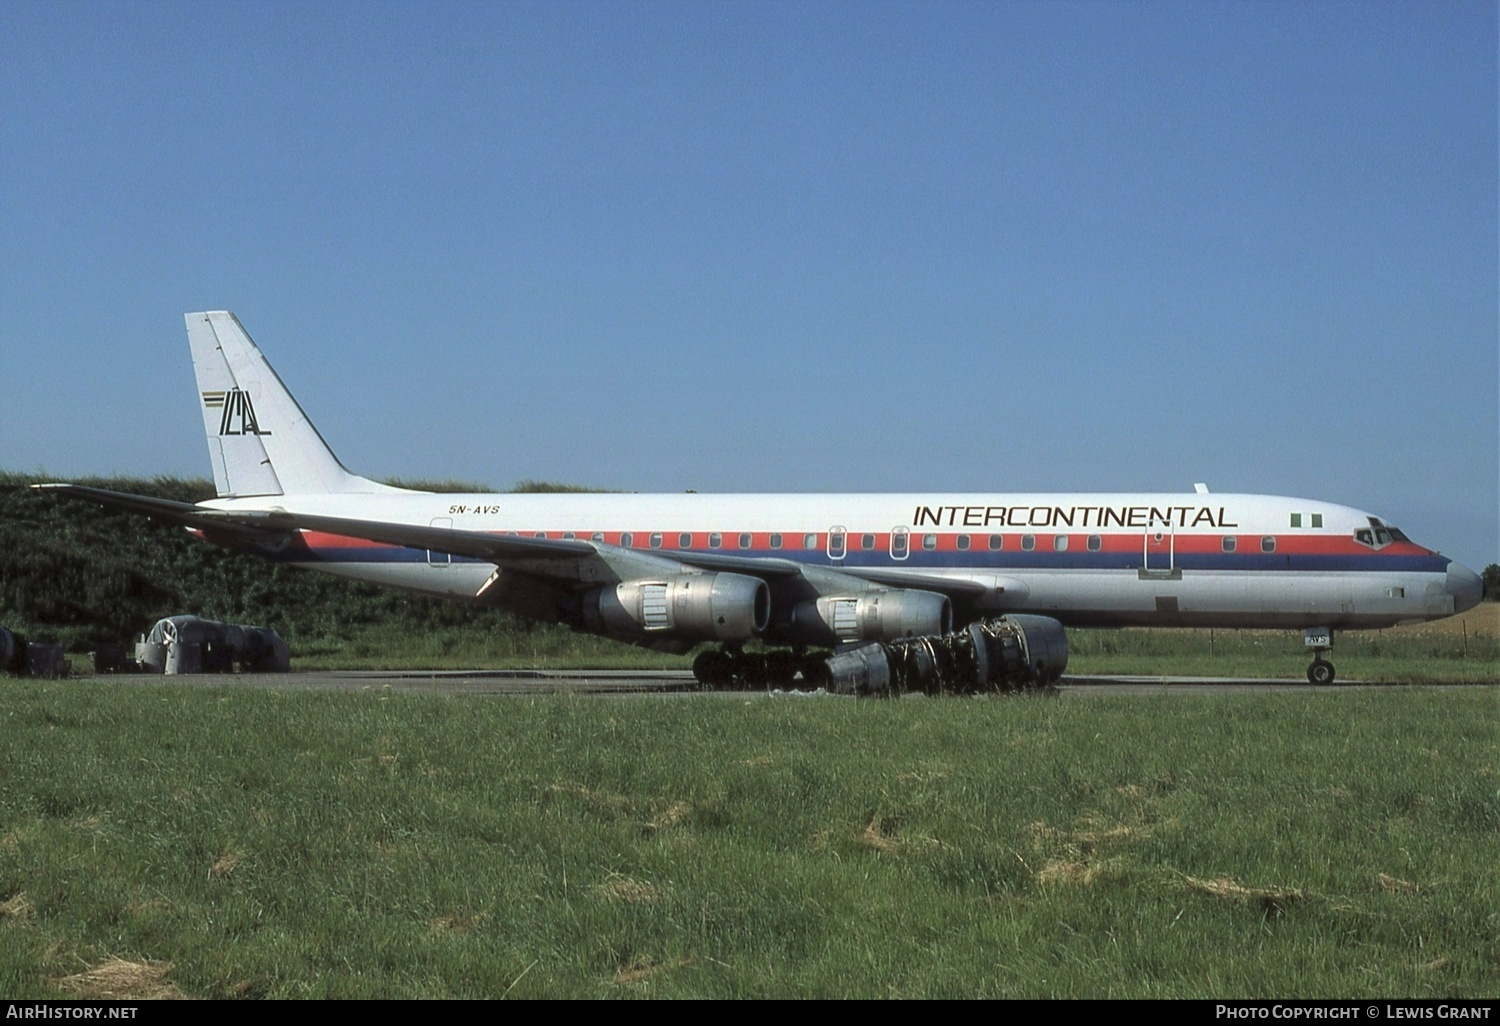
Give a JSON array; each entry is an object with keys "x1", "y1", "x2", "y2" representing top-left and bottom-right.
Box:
[{"x1": 1446, "y1": 560, "x2": 1482, "y2": 614}]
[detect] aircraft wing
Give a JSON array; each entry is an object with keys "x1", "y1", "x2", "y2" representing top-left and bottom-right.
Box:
[
  {"x1": 30, "y1": 483, "x2": 292, "y2": 546},
  {"x1": 194, "y1": 507, "x2": 597, "y2": 563},
  {"x1": 32, "y1": 483, "x2": 597, "y2": 563},
  {"x1": 825, "y1": 566, "x2": 993, "y2": 597},
  {"x1": 33, "y1": 483, "x2": 996, "y2": 603},
  {"x1": 194, "y1": 510, "x2": 992, "y2": 600},
  {"x1": 675, "y1": 549, "x2": 991, "y2": 597},
  {"x1": 33, "y1": 483, "x2": 215, "y2": 523},
  {"x1": 656, "y1": 551, "x2": 815, "y2": 580}
]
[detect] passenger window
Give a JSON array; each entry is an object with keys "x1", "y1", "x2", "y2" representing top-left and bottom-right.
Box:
[
  {"x1": 650, "y1": 532, "x2": 663, "y2": 548},
  {"x1": 988, "y1": 534, "x2": 1003, "y2": 550},
  {"x1": 738, "y1": 533, "x2": 752, "y2": 549},
  {"x1": 1311, "y1": 513, "x2": 1323, "y2": 528},
  {"x1": 861, "y1": 533, "x2": 876, "y2": 550},
  {"x1": 956, "y1": 535, "x2": 970, "y2": 551},
  {"x1": 1222, "y1": 536, "x2": 1236, "y2": 552},
  {"x1": 1290, "y1": 513, "x2": 1302, "y2": 528},
  {"x1": 591, "y1": 532, "x2": 604, "y2": 542},
  {"x1": 1261, "y1": 536, "x2": 1276, "y2": 553},
  {"x1": 563, "y1": 532, "x2": 576, "y2": 539},
  {"x1": 922, "y1": 534, "x2": 937, "y2": 550},
  {"x1": 1022, "y1": 535, "x2": 1035, "y2": 551},
  {"x1": 709, "y1": 532, "x2": 722, "y2": 549},
  {"x1": 535, "y1": 531, "x2": 547, "y2": 539},
  {"x1": 678, "y1": 532, "x2": 692, "y2": 548},
  {"x1": 804, "y1": 533, "x2": 818, "y2": 550},
  {"x1": 1054, "y1": 536, "x2": 1068, "y2": 551},
  {"x1": 621, "y1": 532, "x2": 633, "y2": 547},
  {"x1": 769, "y1": 533, "x2": 783, "y2": 549},
  {"x1": 1087, "y1": 535, "x2": 1101, "y2": 552}
]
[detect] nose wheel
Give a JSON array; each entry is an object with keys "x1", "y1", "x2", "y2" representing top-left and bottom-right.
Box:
[
  {"x1": 1307, "y1": 657, "x2": 1335, "y2": 686},
  {"x1": 1303, "y1": 626, "x2": 1335, "y2": 686}
]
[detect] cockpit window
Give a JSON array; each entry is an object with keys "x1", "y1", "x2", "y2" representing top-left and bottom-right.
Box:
[{"x1": 1355, "y1": 525, "x2": 1407, "y2": 550}]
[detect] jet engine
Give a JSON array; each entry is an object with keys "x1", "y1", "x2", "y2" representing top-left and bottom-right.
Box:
[
  {"x1": 822, "y1": 614, "x2": 1069, "y2": 696},
  {"x1": 781, "y1": 589, "x2": 952, "y2": 646},
  {"x1": 581, "y1": 572, "x2": 770, "y2": 643}
]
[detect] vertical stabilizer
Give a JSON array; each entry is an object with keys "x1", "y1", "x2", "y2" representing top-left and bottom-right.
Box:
[{"x1": 185, "y1": 311, "x2": 408, "y2": 497}]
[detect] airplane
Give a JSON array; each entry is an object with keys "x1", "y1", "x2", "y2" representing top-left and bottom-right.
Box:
[{"x1": 33, "y1": 311, "x2": 1484, "y2": 692}]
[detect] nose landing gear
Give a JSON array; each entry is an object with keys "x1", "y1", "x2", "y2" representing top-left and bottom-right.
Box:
[{"x1": 1304, "y1": 626, "x2": 1335, "y2": 685}]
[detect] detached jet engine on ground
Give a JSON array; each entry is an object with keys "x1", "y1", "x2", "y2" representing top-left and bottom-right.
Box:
[{"x1": 35, "y1": 312, "x2": 1483, "y2": 692}]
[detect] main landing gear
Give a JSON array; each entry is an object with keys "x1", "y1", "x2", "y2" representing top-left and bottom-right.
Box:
[
  {"x1": 1304, "y1": 626, "x2": 1335, "y2": 686},
  {"x1": 691, "y1": 647, "x2": 829, "y2": 690}
]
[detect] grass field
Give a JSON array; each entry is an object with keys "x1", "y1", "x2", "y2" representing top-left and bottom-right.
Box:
[
  {"x1": 1064, "y1": 605, "x2": 1499, "y2": 684},
  {"x1": 0, "y1": 681, "x2": 1496, "y2": 998}
]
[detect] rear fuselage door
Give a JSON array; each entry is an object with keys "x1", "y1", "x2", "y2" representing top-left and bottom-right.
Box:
[{"x1": 1143, "y1": 514, "x2": 1174, "y2": 574}]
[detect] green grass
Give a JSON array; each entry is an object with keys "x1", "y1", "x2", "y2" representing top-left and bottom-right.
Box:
[
  {"x1": 288, "y1": 620, "x2": 697, "y2": 671},
  {"x1": 1063, "y1": 613, "x2": 1500, "y2": 684},
  {"x1": 1, "y1": 683, "x2": 1496, "y2": 997}
]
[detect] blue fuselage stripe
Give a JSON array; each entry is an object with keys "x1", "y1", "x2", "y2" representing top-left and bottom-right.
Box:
[{"x1": 284, "y1": 544, "x2": 1449, "y2": 575}]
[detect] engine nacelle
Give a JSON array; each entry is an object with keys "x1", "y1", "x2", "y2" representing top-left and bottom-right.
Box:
[
  {"x1": 1002, "y1": 614, "x2": 1068, "y2": 683},
  {"x1": 582, "y1": 572, "x2": 769, "y2": 643},
  {"x1": 783, "y1": 589, "x2": 952, "y2": 646}
]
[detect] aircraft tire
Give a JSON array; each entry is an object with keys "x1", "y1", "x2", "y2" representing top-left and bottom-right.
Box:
[
  {"x1": 693, "y1": 649, "x2": 732, "y2": 687},
  {"x1": 765, "y1": 650, "x2": 801, "y2": 687},
  {"x1": 800, "y1": 654, "x2": 832, "y2": 689},
  {"x1": 1307, "y1": 658, "x2": 1335, "y2": 686},
  {"x1": 737, "y1": 652, "x2": 769, "y2": 689}
]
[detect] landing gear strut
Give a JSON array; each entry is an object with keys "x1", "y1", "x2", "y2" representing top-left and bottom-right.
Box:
[{"x1": 1304, "y1": 627, "x2": 1335, "y2": 686}]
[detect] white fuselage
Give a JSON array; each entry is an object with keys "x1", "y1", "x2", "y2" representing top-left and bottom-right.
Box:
[{"x1": 205, "y1": 490, "x2": 1469, "y2": 631}]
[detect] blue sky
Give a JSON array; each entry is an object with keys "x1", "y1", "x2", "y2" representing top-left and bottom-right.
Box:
[{"x1": 2, "y1": 1, "x2": 1495, "y2": 570}]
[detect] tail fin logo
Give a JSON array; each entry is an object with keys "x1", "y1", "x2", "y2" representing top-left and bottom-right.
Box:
[{"x1": 202, "y1": 390, "x2": 271, "y2": 436}]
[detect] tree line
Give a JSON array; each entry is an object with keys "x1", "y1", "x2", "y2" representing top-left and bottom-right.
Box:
[{"x1": 0, "y1": 472, "x2": 535, "y2": 651}]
